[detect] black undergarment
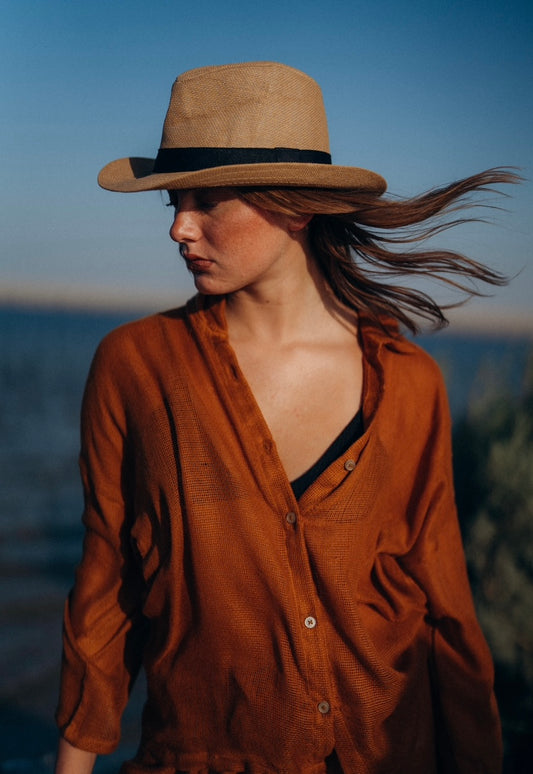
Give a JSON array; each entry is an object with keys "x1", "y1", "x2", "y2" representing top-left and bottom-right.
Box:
[{"x1": 290, "y1": 410, "x2": 363, "y2": 500}]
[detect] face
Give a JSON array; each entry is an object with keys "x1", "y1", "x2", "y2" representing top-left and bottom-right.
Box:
[{"x1": 168, "y1": 188, "x2": 309, "y2": 296}]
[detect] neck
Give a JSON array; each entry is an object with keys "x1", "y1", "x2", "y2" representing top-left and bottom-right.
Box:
[{"x1": 225, "y1": 250, "x2": 356, "y2": 345}]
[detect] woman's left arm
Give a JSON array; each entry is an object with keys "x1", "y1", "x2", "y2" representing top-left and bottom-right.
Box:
[{"x1": 403, "y1": 372, "x2": 502, "y2": 774}]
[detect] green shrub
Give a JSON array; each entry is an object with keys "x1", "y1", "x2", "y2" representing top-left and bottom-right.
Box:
[{"x1": 453, "y1": 355, "x2": 533, "y2": 772}]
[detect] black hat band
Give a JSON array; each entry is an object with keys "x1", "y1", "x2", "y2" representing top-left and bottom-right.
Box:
[{"x1": 153, "y1": 146, "x2": 332, "y2": 174}]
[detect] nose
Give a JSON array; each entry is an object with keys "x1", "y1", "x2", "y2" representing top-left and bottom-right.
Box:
[{"x1": 169, "y1": 206, "x2": 199, "y2": 244}]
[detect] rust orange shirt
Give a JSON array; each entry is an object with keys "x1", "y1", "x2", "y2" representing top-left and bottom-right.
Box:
[{"x1": 56, "y1": 295, "x2": 501, "y2": 774}]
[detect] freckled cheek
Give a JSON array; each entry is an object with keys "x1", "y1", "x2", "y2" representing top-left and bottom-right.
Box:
[{"x1": 209, "y1": 214, "x2": 284, "y2": 265}]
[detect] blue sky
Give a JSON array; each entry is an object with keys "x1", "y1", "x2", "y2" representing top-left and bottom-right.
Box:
[{"x1": 2, "y1": 0, "x2": 532, "y2": 322}]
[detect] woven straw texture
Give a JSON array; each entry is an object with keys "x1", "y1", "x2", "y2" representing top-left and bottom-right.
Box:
[{"x1": 98, "y1": 62, "x2": 386, "y2": 193}]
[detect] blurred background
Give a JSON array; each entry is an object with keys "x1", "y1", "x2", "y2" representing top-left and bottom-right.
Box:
[{"x1": 1, "y1": 1, "x2": 532, "y2": 772}]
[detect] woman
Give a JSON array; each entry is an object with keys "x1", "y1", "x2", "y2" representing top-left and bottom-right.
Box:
[{"x1": 55, "y1": 62, "x2": 516, "y2": 774}]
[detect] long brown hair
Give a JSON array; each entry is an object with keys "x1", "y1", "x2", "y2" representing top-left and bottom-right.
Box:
[{"x1": 238, "y1": 168, "x2": 520, "y2": 333}]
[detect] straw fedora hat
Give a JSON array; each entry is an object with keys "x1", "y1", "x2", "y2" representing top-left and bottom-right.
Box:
[{"x1": 98, "y1": 61, "x2": 386, "y2": 194}]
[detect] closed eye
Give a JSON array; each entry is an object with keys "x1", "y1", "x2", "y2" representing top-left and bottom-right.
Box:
[
  {"x1": 197, "y1": 198, "x2": 217, "y2": 211},
  {"x1": 165, "y1": 191, "x2": 217, "y2": 211}
]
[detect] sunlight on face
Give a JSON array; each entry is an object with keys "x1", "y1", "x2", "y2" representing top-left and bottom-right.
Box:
[{"x1": 167, "y1": 188, "x2": 308, "y2": 296}]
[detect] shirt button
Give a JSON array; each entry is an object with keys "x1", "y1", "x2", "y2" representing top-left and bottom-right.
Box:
[
  {"x1": 304, "y1": 616, "x2": 317, "y2": 629},
  {"x1": 286, "y1": 512, "x2": 297, "y2": 524},
  {"x1": 344, "y1": 458, "x2": 356, "y2": 471},
  {"x1": 318, "y1": 700, "x2": 330, "y2": 715}
]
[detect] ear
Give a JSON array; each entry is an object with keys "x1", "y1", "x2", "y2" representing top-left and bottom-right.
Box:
[{"x1": 287, "y1": 214, "x2": 313, "y2": 233}]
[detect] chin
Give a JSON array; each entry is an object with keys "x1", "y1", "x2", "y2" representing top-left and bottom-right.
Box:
[{"x1": 193, "y1": 277, "x2": 224, "y2": 295}]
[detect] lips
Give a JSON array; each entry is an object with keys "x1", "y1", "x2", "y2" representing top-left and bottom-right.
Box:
[{"x1": 185, "y1": 255, "x2": 213, "y2": 272}]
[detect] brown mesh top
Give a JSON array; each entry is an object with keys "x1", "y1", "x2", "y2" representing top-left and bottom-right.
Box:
[{"x1": 56, "y1": 295, "x2": 501, "y2": 774}]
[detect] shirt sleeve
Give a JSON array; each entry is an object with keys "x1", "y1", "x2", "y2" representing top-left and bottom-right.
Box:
[
  {"x1": 401, "y1": 367, "x2": 502, "y2": 774},
  {"x1": 55, "y1": 335, "x2": 148, "y2": 754}
]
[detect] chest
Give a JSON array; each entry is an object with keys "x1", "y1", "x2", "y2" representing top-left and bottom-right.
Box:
[{"x1": 230, "y1": 337, "x2": 364, "y2": 481}]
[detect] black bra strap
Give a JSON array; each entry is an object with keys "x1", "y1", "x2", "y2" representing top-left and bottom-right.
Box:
[{"x1": 290, "y1": 410, "x2": 363, "y2": 499}]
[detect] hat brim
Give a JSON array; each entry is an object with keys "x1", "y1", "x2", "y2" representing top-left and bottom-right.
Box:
[{"x1": 98, "y1": 156, "x2": 387, "y2": 194}]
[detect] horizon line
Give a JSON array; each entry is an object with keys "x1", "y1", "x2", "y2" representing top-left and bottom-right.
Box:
[{"x1": 1, "y1": 282, "x2": 532, "y2": 337}]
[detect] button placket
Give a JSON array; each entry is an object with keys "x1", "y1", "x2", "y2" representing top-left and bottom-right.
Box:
[{"x1": 283, "y1": 501, "x2": 334, "y2": 732}]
